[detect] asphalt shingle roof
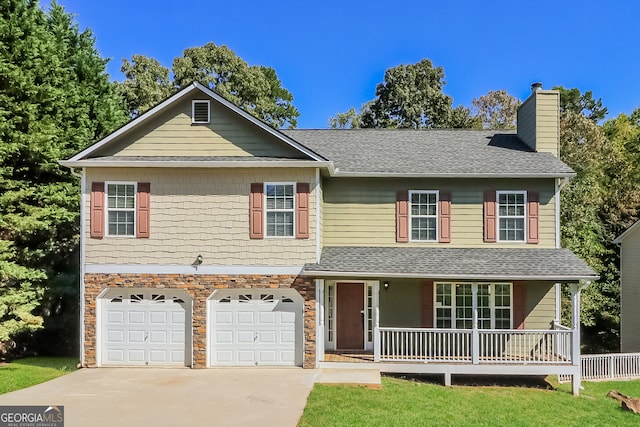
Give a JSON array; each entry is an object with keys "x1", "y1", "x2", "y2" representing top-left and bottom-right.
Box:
[
  {"x1": 282, "y1": 129, "x2": 574, "y2": 177},
  {"x1": 303, "y1": 247, "x2": 598, "y2": 281},
  {"x1": 85, "y1": 156, "x2": 313, "y2": 162}
]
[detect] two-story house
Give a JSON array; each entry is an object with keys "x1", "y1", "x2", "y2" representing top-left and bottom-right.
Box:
[{"x1": 61, "y1": 82, "x2": 597, "y2": 395}]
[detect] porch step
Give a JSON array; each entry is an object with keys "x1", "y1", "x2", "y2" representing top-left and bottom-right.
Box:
[{"x1": 315, "y1": 368, "x2": 382, "y2": 389}]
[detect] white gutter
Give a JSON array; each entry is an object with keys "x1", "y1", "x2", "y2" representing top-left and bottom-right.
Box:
[
  {"x1": 59, "y1": 160, "x2": 334, "y2": 169},
  {"x1": 300, "y1": 271, "x2": 600, "y2": 281},
  {"x1": 69, "y1": 167, "x2": 86, "y2": 367},
  {"x1": 329, "y1": 171, "x2": 576, "y2": 179}
]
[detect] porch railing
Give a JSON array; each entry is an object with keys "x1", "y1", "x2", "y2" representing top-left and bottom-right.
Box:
[
  {"x1": 377, "y1": 327, "x2": 573, "y2": 365},
  {"x1": 558, "y1": 353, "x2": 640, "y2": 382}
]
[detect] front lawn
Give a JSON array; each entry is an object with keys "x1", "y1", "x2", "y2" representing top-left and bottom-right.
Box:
[
  {"x1": 299, "y1": 376, "x2": 640, "y2": 426},
  {"x1": 0, "y1": 357, "x2": 78, "y2": 395}
]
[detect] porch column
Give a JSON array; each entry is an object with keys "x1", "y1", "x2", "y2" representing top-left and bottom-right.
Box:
[
  {"x1": 316, "y1": 279, "x2": 325, "y2": 364},
  {"x1": 373, "y1": 281, "x2": 380, "y2": 362},
  {"x1": 471, "y1": 284, "x2": 479, "y2": 365},
  {"x1": 569, "y1": 282, "x2": 583, "y2": 396}
]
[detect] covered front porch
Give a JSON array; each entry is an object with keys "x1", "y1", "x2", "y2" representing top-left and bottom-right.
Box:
[{"x1": 303, "y1": 247, "x2": 599, "y2": 395}]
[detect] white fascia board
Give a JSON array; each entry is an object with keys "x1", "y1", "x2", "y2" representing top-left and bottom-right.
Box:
[
  {"x1": 613, "y1": 220, "x2": 640, "y2": 244},
  {"x1": 86, "y1": 264, "x2": 304, "y2": 275},
  {"x1": 300, "y1": 270, "x2": 599, "y2": 281},
  {"x1": 59, "y1": 160, "x2": 333, "y2": 169},
  {"x1": 329, "y1": 171, "x2": 575, "y2": 179}
]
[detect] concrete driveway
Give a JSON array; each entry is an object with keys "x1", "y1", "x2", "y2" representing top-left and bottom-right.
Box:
[{"x1": 0, "y1": 367, "x2": 316, "y2": 427}]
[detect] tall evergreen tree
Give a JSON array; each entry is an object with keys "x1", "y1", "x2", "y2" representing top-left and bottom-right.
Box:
[{"x1": 0, "y1": 0, "x2": 127, "y2": 352}]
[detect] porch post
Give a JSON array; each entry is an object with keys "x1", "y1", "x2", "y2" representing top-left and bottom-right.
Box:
[
  {"x1": 472, "y1": 284, "x2": 479, "y2": 365},
  {"x1": 316, "y1": 279, "x2": 325, "y2": 364},
  {"x1": 373, "y1": 281, "x2": 380, "y2": 362},
  {"x1": 570, "y1": 282, "x2": 582, "y2": 396}
]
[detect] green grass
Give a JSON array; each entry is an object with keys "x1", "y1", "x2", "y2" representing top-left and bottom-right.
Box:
[
  {"x1": 299, "y1": 376, "x2": 640, "y2": 426},
  {"x1": 0, "y1": 357, "x2": 78, "y2": 395}
]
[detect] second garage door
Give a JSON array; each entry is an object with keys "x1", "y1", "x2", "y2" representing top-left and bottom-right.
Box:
[{"x1": 209, "y1": 289, "x2": 304, "y2": 366}]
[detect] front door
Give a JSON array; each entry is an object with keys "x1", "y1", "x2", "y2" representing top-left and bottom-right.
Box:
[{"x1": 336, "y1": 283, "x2": 364, "y2": 349}]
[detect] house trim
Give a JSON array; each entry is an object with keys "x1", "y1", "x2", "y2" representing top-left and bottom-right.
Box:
[
  {"x1": 301, "y1": 271, "x2": 598, "y2": 281},
  {"x1": 59, "y1": 159, "x2": 332, "y2": 169},
  {"x1": 613, "y1": 220, "x2": 640, "y2": 244},
  {"x1": 85, "y1": 264, "x2": 304, "y2": 275}
]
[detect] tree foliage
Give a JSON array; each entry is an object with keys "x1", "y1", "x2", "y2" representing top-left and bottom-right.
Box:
[
  {"x1": 471, "y1": 90, "x2": 520, "y2": 129},
  {"x1": 0, "y1": 0, "x2": 127, "y2": 352},
  {"x1": 118, "y1": 43, "x2": 300, "y2": 128},
  {"x1": 553, "y1": 86, "x2": 608, "y2": 122},
  {"x1": 329, "y1": 59, "x2": 479, "y2": 129}
]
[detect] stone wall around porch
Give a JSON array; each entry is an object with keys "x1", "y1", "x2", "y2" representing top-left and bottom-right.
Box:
[{"x1": 84, "y1": 273, "x2": 316, "y2": 369}]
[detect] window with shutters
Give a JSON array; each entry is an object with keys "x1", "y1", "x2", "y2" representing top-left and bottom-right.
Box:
[
  {"x1": 106, "y1": 182, "x2": 136, "y2": 236},
  {"x1": 192, "y1": 100, "x2": 210, "y2": 124},
  {"x1": 409, "y1": 190, "x2": 438, "y2": 241},
  {"x1": 265, "y1": 183, "x2": 295, "y2": 237},
  {"x1": 497, "y1": 191, "x2": 526, "y2": 242},
  {"x1": 434, "y1": 283, "x2": 512, "y2": 329}
]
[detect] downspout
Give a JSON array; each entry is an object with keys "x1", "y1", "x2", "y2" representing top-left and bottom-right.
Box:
[
  {"x1": 554, "y1": 177, "x2": 570, "y2": 324},
  {"x1": 315, "y1": 168, "x2": 321, "y2": 262},
  {"x1": 70, "y1": 167, "x2": 86, "y2": 367}
]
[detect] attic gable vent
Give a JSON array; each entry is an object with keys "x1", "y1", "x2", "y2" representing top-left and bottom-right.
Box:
[{"x1": 192, "y1": 100, "x2": 210, "y2": 124}]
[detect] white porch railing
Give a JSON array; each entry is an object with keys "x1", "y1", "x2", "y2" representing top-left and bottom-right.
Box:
[
  {"x1": 558, "y1": 353, "x2": 640, "y2": 382},
  {"x1": 378, "y1": 327, "x2": 573, "y2": 365}
]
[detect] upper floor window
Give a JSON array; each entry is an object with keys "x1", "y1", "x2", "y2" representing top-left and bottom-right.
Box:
[
  {"x1": 265, "y1": 183, "x2": 295, "y2": 237},
  {"x1": 410, "y1": 191, "x2": 438, "y2": 241},
  {"x1": 192, "y1": 100, "x2": 210, "y2": 124},
  {"x1": 107, "y1": 182, "x2": 136, "y2": 236},
  {"x1": 497, "y1": 191, "x2": 526, "y2": 242}
]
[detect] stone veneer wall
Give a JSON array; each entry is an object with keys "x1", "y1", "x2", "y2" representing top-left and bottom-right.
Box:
[{"x1": 84, "y1": 274, "x2": 316, "y2": 369}]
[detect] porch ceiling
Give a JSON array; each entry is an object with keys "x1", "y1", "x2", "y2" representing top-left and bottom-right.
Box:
[{"x1": 302, "y1": 247, "x2": 599, "y2": 281}]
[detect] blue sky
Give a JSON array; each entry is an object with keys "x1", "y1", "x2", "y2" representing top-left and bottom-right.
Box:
[{"x1": 44, "y1": 0, "x2": 640, "y2": 128}]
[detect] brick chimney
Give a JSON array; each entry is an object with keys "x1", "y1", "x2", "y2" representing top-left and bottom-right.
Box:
[{"x1": 516, "y1": 83, "x2": 560, "y2": 157}]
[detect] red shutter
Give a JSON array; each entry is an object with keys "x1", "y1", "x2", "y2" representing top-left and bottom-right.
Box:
[
  {"x1": 136, "y1": 182, "x2": 150, "y2": 238},
  {"x1": 513, "y1": 282, "x2": 527, "y2": 330},
  {"x1": 527, "y1": 191, "x2": 539, "y2": 244},
  {"x1": 421, "y1": 281, "x2": 434, "y2": 328},
  {"x1": 296, "y1": 183, "x2": 310, "y2": 239},
  {"x1": 90, "y1": 182, "x2": 105, "y2": 239},
  {"x1": 483, "y1": 190, "x2": 496, "y2": 243},
  {"x1": 249, "y1": 183, "x2": 264, "y2": 239},
  {"x1": 396, "y1": 191, "x2": 409, "y2": 243},
  {"x1": 439, "y1": 191, "x2": 451, "y2": 243}
]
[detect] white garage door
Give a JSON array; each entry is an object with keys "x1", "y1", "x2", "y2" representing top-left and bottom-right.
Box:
[
  {"x1": 209, "y1": 289, "x2": 304, "y2": 366},
  {"x1": 100, "y1": 289, "x2": 191, "y2": 366}
]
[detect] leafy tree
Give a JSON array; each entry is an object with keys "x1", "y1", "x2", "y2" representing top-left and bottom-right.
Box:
[
  {"x1": 329, "y1": 59, "x2": 477, "y2": 129},
  {"x1": 117, "y1": 54, "x2": 172, "y2": 117},
  {"x1": 0, "y1": 0, "x2": 127, "y2": 353},
  {"x1": 471, "y1": 90, "x2": 521, "y2": 129},
  {"x1": 552, "y1": 86, "x2": 608, "y2": 122}
]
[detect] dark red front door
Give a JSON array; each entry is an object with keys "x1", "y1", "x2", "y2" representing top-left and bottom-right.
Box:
[{"x1": 337, "y1": 283, "x2": 364, "y2": 349}]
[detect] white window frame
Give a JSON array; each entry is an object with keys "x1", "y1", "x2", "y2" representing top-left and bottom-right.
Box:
[
  {"x1": 105, "y1": 181, "x2": 137, "y2": 238},
  {"x1": 191, "y1": 100, "x2": 210, "y2": 124},
  {"x1": 264, "y1": 182, "x2": 296, "y2": 238},
  {"x1": 496, "y1": 190, "x2": 527, "y2": 243},
  {"x1": 434, "y1": 282, "x2": 513, "y2": 329},
  {"x1": 409, "y1": 190, "x2": 439, "y2": 242}
]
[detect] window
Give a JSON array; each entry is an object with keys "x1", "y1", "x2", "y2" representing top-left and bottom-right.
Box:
[
  {"x1": 410, "y1": 191, "x2": 438, "y2": 241},
  {"x1": 265, "y1": 183, "x2": 295, "y2": 237},
  {"x1": 107, "y1": 183, "x2": 135, "y2": 236},
  {"x1": 192, "y1": 100, "x2": 210, "y2": 124},
  {"x1": 435, "y1": 283, "x2": 512, "y2": 329},
  {"x1": 497, "y1": 191, "x2": 526, "y2": 242}
]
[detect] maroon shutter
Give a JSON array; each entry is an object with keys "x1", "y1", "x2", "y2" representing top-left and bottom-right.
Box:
[
  {"x1": 439, "y1": 191, "x2": 451, "y2": 243},
  {"x1": 396, "y1": 191, "x2": 409, "y2": 243},
  {"x1": 513, "y1": 282, "x2": 527, "y2": 330},
  {"x1": 421, "y1": 281, "x2": 434, "y2": 328},
  {"x1": 90, "y1": 182, "x2": 105, "y2": 239},
  {"x1": 249, "y1": 183, "x2": 264, "y2": 239},
  {"x1": 483, "y1": 190, "x2": 497, "y2": 243},
  {"x1": 136, "y1": 183, "x2": 150, "y2": 238},
  {"x1": 527, "y1": 191, "x2": 539, "y2": 244},
  {"x1": 296, "y1": 183, "x2": 310, "y2": 239}
]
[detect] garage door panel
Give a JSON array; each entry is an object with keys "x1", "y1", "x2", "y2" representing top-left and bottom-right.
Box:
[
  {"x1": 259, "y1": 312, "x2": 276, "y2": 324},
  {"x1": 259, "y1": 330, "x2": 276, "y2": 343},
  {"x1": 237, "y1": 312, "x2": 254, "y2": 323},
  {"x1": 281, "y1": 330, "x2": 295, "y2": 343},
  {"x1": 237, "y1": 351, "x2": 255, "y2": 363},
  {"x1": 280, "y1": 312, "x2": 296, "y2": 323},
  {"x1": 215, "y1": 330, "x2": 233, "y2": 343},
  {"x1": 215, "y1": 350, "x2": 233, "y2": 363},
  {"x1": 258, "y1": 351, "x2": 276, "y2": 363},
  {"x1": 101, "y1": 290, "x2": 191, "y2": 367},
  {"x1": 281, "y1": 350, "x2": 295, "y2": 363},
  {"x1": 215, "y1": 311, "x2": 233, "y2": 324},
  {"x1": 237, "y1": 330, "x2": 255, "y2": 343}
]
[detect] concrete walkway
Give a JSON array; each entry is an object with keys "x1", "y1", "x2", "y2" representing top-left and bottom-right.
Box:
[{"x1": 0, "y1": 368, "x2": 316, "y2": 427}]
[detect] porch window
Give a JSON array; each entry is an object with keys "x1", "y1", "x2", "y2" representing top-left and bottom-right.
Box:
[
  {"x1": 410, "y1": 191, "x2": 438, "y2": 241},
  {"x1": 435, "y1": 283, "x2": 512, "y2": 329},
  {"x1": 265, "y1": 183, "x2": 295, "y2": 237},
  {"x1": 497, "y1": 191, "x2": 526, "y2": 242}
]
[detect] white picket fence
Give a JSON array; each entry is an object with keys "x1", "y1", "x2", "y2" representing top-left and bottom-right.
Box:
[{"x1": 558, "y1": 353, "x2": 640, "y2": 382}]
